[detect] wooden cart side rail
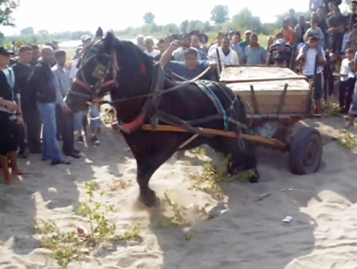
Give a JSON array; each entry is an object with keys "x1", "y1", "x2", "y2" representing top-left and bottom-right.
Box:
[
  {"x1": 141, "y1": 124, "x2": 288, "y2": 150},
  {"x1": 220, "y1": 75, "x2": 307, "y2": 83}
]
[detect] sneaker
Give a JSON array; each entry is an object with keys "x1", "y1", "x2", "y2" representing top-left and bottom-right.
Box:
[
  {"x1": 91, "y1": 135, "x2": 100, "y2": 145},
  {"x1": 78, "y1": 135, "x2": 84, "y2": 144}
]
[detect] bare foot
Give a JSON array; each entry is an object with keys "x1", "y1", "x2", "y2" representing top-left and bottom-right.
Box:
[
  {"x1": 13, "y1": 168, "x2": 28, "y2": 176},
  {"x1": 4, "y1": 177, "x2": 15, "y2": 185}
]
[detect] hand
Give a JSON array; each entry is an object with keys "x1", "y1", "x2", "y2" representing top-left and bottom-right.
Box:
[
  {"x1": 3, "y1": 101, "x2": 18, "y2": 112},
  {"x1": 61, "y1": 106, "x2": 70, "y2": 114},
  {"x1": 169, "y1": 41, "x2": 180, "y2": 50},
  {"x1": 327, "y1": 28, "x2": 334, "y2": 34},
  {"x1": 16, "y1": 115, "x2": 24, "y2": 125}
]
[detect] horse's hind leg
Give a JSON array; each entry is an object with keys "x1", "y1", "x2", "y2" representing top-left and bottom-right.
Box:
[{"x1": 208, "y1": 136, "x2": 259, "y2": 183}]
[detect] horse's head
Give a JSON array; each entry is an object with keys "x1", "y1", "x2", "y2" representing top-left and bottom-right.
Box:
[
  {"x1": 65, "y1": 27, "x2": 119, "y2": 112},
  {"x1": 66, "y1": 27, "x2": 152, "y2": 113}
]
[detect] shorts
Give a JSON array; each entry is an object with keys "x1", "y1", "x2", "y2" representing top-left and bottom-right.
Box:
[{"x1": 0, "y1": 116, "x2": 18, "y2": 156}]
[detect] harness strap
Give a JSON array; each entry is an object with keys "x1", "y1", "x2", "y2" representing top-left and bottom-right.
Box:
[{"x1": 196, "y1": 81, "x2": 228, "y2": 130}]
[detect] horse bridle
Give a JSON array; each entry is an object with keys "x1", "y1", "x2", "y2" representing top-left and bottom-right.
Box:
[{"x1": 70, "y1": 39, "x2": 119, "y2": 101}]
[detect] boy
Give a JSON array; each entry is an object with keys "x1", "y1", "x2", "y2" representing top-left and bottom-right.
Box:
[
  {"x1": 297, "y1": 35, "x2": 327, "y2": 114},
  {"x1": 339, "y1": 48, "x2": 355, "y2": 113},
  {"x1": 0, "y1": 47, "x2": 26, "y2": 184},
  {"x1": 304, "y1": 18, "x2": 325, "y2": 49}
]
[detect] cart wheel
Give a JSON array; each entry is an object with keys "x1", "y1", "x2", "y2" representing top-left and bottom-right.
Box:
[{"x1": 289, "y1": 127, "x2": 322, "y2": 175}]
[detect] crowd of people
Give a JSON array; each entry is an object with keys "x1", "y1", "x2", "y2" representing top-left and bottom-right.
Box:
[{"x1": 0, "y1": 0, "x2": 356, "y2": 184}]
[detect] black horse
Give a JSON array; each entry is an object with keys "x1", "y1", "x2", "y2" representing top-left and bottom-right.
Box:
[{"x1": 65, "y1": 28, "x2": 259, "y2": 207}]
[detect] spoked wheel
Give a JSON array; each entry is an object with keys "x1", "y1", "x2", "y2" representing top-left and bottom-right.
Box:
[{"x1": 289, "y1": 127, "x2": 323, "y2": 175}]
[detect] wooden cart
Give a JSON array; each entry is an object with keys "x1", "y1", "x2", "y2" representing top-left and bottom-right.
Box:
[{"x1": 219, "y1": 66, "x2": 323, "y2": 175}]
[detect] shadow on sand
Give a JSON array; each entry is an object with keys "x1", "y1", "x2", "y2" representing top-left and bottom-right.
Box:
[
  {"x1": 0, "y1": 125, "x2": 125, "y2": 257},
  {"x1": 144, "y1": 119, "x2": 357, "y2": 268}
]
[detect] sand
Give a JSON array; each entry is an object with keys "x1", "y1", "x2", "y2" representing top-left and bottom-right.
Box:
[{"x1": 1, "y1": 117, "x2": 357, "y2": 269}]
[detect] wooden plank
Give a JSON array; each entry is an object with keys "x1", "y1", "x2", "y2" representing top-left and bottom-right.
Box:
[
  {"x1": 249, "y1": 85, "x2": 259, "y2": 114},
  {"x1": 277, "y1": 84, "x2": 288, "y2": 114}
]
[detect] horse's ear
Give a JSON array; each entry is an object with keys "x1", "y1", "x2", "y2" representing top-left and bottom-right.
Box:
[
  {"x1": 95, "y1": 27, "x2": 103, "y2": 38},
  {"x1": 103, "y1": 31, "x2": 115, "y2": 52}
]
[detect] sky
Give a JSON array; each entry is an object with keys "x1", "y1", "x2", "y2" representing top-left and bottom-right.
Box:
[{"x1": 1, "y1": 0, "x2": 315, "y2": 35}]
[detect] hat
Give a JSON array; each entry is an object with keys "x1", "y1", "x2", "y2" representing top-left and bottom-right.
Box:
[
  {"x1": 275, "y1": 39, "x2": 285, "y2": 46},
  {"x1": 0, "y1": 47, "x2": 14, "y2": 56},
  {"x1": 81, "y1": 35, "x2": 91, "y2": 42},
  {"x1": 228, "y1": 28, "x2": 236, "y2": 35},
  {"x1": 244, "y1": 30, "x2": 252, "y2": 34}
]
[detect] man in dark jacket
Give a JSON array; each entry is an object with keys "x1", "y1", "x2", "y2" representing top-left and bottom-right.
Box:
[
  {"x1": 12, "y1": 45, "x2": 41, "y2": 156},
  {"x1": 27, "y1": 46, "x2": 70, "y2": 165}
]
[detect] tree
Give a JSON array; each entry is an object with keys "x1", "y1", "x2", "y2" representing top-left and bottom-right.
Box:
[
  {"x1": 210, "y1": 5, "x2": 229, "y2": 24},
  {"x1": 231, "y1": 8, "x2": 262, "y2": 32},
  {"x1": 20, "y1": 27, "x2": 34, "y2": 36},
  {"x1": 143, "y1": 12, "x2": 155, "y2": 24},
  {"x1": 0, "y1": 0, "x2": 19, "y2": 26}
]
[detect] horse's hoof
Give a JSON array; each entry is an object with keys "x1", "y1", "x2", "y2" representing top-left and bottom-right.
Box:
[
  {"x1": 248, "y1": 169, "x2": 259, "y2": 183},
  {"x1": 138, "y1": 189, "x2": 159, "y2": 208}
]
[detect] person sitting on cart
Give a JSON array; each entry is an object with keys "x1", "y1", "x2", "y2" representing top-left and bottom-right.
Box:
[
  {"x1": 296, "y1": 35, "x2": 327, "y2": 114},
  {"x1": 266, "y1": 39, "x2": 293, "y2": 68},
  {"x1": 159, "y1": 40, "x2": 217, "y2": 80}
]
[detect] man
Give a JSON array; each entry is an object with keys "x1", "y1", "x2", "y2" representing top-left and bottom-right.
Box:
[
  {"x1": 239, "y1": 30, "x2": 252, "y2": 50},
  {"x1": 310, "y1": 0, "x2": 324, "y2": 12},
  {"x1": 136, "y1": 35, "x2": 145, "y2": 50},
  {"x1": 52, "y1": 50, "x2": 80, "y2": 158},
  {"x1": 208, "y1": 32, "x2": 224, "y2": 55},
  {"x1": 325, "y1": 0, "x2": 342, "y2": 14},
  {"x1": 349, "y1": 0, "x2": 357, "y2": 31},
  {"x1": 285, "y1": 9, "x2": 299, "y2": 28},
  {"x1": 0, "y1": 47, "x2": 26, "y2": 184},
  {"x1": 347, "y1": 23, "x2": 357, "y2": 51},
  {"x1": 327, "y1": 7, "x2": 346, "y2": 53},
  {"x1": 267, "y1": 39, "x2": 293, "y2": 67},
  {"x1": 154, "y1": 39, "x2": 167, "y2": 61},
  {"x1": 12, "y1": 45, "x2": 34, "y2": 157},
  {"x1": 27, "y1": 46, "x2": 70, "y2": 165},
  {"x1": 281, "y1": 20, "x2": 295, "y2": 45},
  {"x1": 190, "y1": 35, "x2": 207, "y2": 60},
  {"x1": 209, "y1": 36, "x2": 239, "y2": 74},
  {"x1": 294, "y1": 16, "x2": 310, "y2": 49},
  {"x1": 160, "y1": 41, "x2": 215, "y2": 80},
  {"x1": 230, "y1": 32, "x2": 244, "y2": 64},
  {"x1": 243, "y1": 33, "x2": 267, "y2": 65},
  {"x1": 81, "y1": 35, "x2": 92, "y2": 48},
  {"x1": 143, "y1": 36, "x2": 160, "y2": 58},
  {"x1": 297, "y1": 35, "x2": 326, "y2": 113},
  {"x1": 172, "y1": 34, "x2": 196, "y2": 61},
  {"x1": 29, "y1": 44, "x2": 40, "y2": 67},
  {"x1": 317, "y1": 7, "x2": 328, "y2": 41}
]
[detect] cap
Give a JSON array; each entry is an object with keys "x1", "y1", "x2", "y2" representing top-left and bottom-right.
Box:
[
  {"x1": 81, "y1": 35, "x2": 91, "y2": 42},
  {"x1": 228, "y1": 28, "x2": 236, "y2": 35},
  {"x1": 244, "y1": 30, "x2": 252, "y2": 34},
  {"x1": 0, "y1": 46, "x2": 14, "y2": 56},
  {"x1": 275, "y1": 39, "x2": 285, "y2": 46}
]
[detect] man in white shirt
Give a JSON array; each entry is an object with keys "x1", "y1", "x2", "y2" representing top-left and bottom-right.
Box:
[
  {"x1": 208, "y1": 36, "x2": 239, "y2": 76},
  {"x1": 144, "y1": 36, "x2": 160, "y2": 58},
  {"x1": 296, "y1": 35, "x2": 326, "y2": 114},
  {"x1": 339, "y1": 48, "x2": 355, "y2": 113}
]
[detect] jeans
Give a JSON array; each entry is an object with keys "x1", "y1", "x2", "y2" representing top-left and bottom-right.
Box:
[
  {"x1": 37, "y1": 103, "x2": 62, "y2": 162},
  {"x1": 90, "y1": 106, "x2": 101, "y2": 129},
  {"x1": 349, "y1": 80, "x2": 357, "y2": 115},
  {"x1": 73, "y1": 111, "x2": 86, "y2": 132}
]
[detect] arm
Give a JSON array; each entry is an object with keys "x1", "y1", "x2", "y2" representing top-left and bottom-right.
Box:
[
  {"x1": 159, "y1": 43, "x2": 178, "y2": 67},
  {"x1": 296, "y1": 47, "x2": 306, "y2": 61},
  {"x1": 52, "y1": 70, "x2": 67, "y2": 108}
]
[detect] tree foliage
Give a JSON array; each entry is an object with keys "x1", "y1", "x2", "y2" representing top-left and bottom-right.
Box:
[
  {"x1": 4, "y1": 7, "x2": 313, "y2": 44},
  {"x1": 0, "y1": 0, "x2": 19, "y2": 26},
  {"x1": 210, "y1": 5, "x2": 229, "y2": 24},
  {"x1": 143, "y1": 12, "x2": 155, "y2": 24}
]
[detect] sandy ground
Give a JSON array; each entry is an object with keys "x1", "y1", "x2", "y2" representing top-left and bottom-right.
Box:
[{"x1": 1, "y1": 116, "x2": 357, "y2": 269}]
